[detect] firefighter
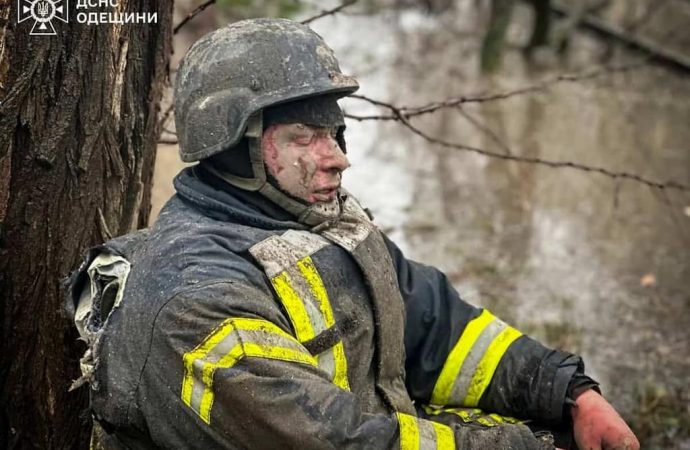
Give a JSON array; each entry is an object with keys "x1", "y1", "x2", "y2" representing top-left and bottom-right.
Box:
[{"x1": 67, "y1": 18, "x2": 639, "y2": 449}]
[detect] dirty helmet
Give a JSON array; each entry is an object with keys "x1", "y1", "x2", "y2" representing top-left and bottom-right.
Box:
[{"x1": 174, "y1": 18, "x2": 359, "y2": 225}]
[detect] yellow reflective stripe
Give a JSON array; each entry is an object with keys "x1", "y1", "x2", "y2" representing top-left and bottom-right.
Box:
[
  {"x1": 430, "y1": 309, "x2": 495, "y2": 405},
  {"x1": 463, "y1": 326, "x2": 522, "y2": 406},
  {"x1": 182, "y1": 318, "x2": 238, "y2": 406},
  {"x1": 330, "y1": 344, "x2": 349, "y2": 389},
  {"x1": 431, "y1": 421, "x2": 455, "y2": 449},
  {"x1": 180, "y1": 318, "x2": 317, "y2": 424},
  {"x1": 183, "y1": 318, "x2": 297, "y2": 402},
  {"x1": 297, "y1": 256, "x2": 350, "y2": 391},
  {"x1": 422, "y1": 404, "x2": 522, "y2": 427},
  {"x1": 488, "y1": 412, "x2": 522, "y2": 424},
  {"x1": 397, "y1": 412, "x2": 455, "y2": 450},
  {"x1": 198, "y1": 342, "x2": 317, "y2": 423},
  {"x1": 271, "y1": 271, "x2": 316, "y2": 342},
  {"x1": 297, "y1": 257, "x2": 336, "y2": 326},
  {"x1": 397, "y1": 412, "x2": 420, "y2": 450}
]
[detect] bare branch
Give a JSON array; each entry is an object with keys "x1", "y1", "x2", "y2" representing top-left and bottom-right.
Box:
[
  {"x1": 347, "y1": 61, "x2": 646, "y2": 121},
  {"x1": 456, "y1": 106, "x2": 512, "y2": 156},
  {"x1": 549, "y1": 0, "x2": 690, "y2": 72},
  {"x1": 650, "y1": 186, "x2": 690, "y2": 246},
  {"x1": 161, "y1": 126, "x2": 177, "y2": 136},
  {"x1": 157, "y1": 103, "x2": 175, "y2": 135},
  {"x1": 301, "y1": 0, "x2": 357, "y2": 25},
  {"x1": 173, "y1": 0, "x2": 216, "y2": 35},
  {"x1": 348, "y1": 101, "x2": 690, "y2": 192},
  {"x1": 158, "y1": 138, "x2": 179, "y2": 145}
]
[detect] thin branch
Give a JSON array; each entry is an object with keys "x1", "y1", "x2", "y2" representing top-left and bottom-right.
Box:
[
  {"x1": 347, "y1": 61, "x2": 646, "y2": 121},
  {"x1": 158, "y1": 103, "x2": 175, "y2": 134},
  {"x1": 650, "y1": 186, "x2": 690, "y2": 247},
  {"x1": 161, "y1": 126, "x2": 177, "y2": 136},
  {"x1": 158, "y1": 138, "x2": 179, "y2": 145},
  {"x1": 173, "y1": 0, "x2": 216, "y2": 35},
  {"x1": 456, "y1": 106, "x2": 512, "y2": 156},
  {"x1": 353, "y1": 101, "x2": 690, "y2": 192},
  {"x1": 549, "y1": 0, "x2": 690, "y2": 73},
  {"x1": 301, "y1": 0, "x2": 357, "y2": 25}
]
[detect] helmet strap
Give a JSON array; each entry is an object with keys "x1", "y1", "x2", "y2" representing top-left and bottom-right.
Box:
[{"x1": 203, "y1": 112, "x2": 266, "y2": 191}]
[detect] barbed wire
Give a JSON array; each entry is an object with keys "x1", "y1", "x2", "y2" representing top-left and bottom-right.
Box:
[
  {"x1": 162, "y1": 1, "x2": 689, "y2": 193},
  {"x1": 346, "y1": 61, "x2": 647, "y2": 121},
  {"x1": 352, "y1": 101, "x2": 690, "y2": 192}
]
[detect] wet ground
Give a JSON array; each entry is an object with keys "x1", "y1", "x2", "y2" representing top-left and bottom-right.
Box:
[{"x1": 152, "y1": 2, "x2": 690, "y2": 447}]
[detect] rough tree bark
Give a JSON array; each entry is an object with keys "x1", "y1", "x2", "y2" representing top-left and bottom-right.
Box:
[{"x1": 0, "y1": 1, "x2": 172, "y2": 448}]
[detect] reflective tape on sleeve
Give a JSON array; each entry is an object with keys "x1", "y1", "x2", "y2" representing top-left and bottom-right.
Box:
[
  {"x1": 431, "y1": 310, "x2": 522, "y2": 407},
  {"x1": 181, "y1": 318, "x2": 317, "y2": 424},
  {"x1": 397, "y1": 412, "x2": 455, "y2": 450},
  {"x1": 423, "y1": 405, "x2": 522, "y2": 427}
]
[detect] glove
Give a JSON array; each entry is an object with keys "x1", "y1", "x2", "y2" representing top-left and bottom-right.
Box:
[{"x1": 571, "y1": 389, "x2": 640, "y2": 450}]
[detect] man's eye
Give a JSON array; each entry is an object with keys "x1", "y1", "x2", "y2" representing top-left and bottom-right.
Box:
[{"x1": 294, "y1": 135, "x2": 313, "y2": 145}]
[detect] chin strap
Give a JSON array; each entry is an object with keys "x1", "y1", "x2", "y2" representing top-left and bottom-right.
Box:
[{"x1": 205, "y1": 111, "x2": 344, "y2": 227}]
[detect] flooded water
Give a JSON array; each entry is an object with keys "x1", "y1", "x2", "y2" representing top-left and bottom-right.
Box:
[{"x1": 153, "y1": 2, "x2": 690, "y2": 447}]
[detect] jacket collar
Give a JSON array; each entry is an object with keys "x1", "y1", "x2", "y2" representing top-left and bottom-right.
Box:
[{"x1": 173, "y1": 166, "x2": 308, "y2": 231}]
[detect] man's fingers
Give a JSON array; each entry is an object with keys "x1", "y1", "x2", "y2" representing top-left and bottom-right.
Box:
[{"x1": 608, "y1": 434, "x2": 640, "y2": 450}]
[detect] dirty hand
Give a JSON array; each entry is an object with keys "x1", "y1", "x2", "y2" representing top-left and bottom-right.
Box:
[{"x1": 571, "y1": 389, "x2": 640, "y2": 450}]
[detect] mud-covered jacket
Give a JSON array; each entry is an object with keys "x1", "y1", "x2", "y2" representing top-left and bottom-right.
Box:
[{"x1": 67, "y1": 168, "x2": 585, "y2": 449}]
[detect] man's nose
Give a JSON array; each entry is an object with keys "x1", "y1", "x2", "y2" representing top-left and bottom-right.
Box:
[{"x1": 318, "y1": 138, "x2": 350, "y2": 172}]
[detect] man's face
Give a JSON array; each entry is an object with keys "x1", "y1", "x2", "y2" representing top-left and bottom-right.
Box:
[{"x1": 261, "y1": 123, "x2": 350, "y2": 204}]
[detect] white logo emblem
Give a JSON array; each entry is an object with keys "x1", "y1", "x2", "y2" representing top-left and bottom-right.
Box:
[{"x1": 18, "y1": 0, "x2": 69, "y2": 36}]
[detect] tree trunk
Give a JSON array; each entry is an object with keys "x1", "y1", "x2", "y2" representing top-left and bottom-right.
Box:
[{"x1": 0, "y1": 1, "x2": 172, "y2": 448}]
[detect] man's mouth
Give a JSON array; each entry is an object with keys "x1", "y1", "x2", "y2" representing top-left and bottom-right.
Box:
[{"x1": 312, "y1": 185, "x2": 339, "y2": 202}]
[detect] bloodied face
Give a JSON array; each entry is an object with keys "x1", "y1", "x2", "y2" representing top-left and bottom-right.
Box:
[{"x1": 261, "y1": 123, "x2": 350, "y2": 204}]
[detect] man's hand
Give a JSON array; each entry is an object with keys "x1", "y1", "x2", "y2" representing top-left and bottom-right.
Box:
[{"x1": 571, "y1": 389, "x2": 640, "y2": 450}]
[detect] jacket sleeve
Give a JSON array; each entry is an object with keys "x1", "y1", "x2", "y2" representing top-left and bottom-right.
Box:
[
  {"x1": 383, "y1": 235, "x2": 582, "y2": 426},
  {"x1": 135, "y1": 279, "x2": 456, "y2": 450}
]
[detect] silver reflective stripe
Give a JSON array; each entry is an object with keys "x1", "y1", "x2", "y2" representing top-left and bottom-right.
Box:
[
  {"x1": 449, "y1": 319, "x2": 508, "y2": 404},
  {"x1": 282, "y1": 229, "x2": 330, "y2": 255},
  {"x1": 249, "y1": 231, "x2": 349, "y2": 388},
  {"x1": 418, "y1": 419, "x2": 438, "y2": 450},
  {"x1": 249, "y1": 231, "x2": 329, "y2": 278},
  {"x1": 279, "y1": 264, "x2": 336, "y2": 379},
  {"x1": 181, "y1": 318, "x2": 317, "y2": 424},
  {"x1": 186, "y1": 327, "x2": 309, "y2": 417},
  {"x1": 397, "y1": 412, "x2": 456, "y2": 450}
]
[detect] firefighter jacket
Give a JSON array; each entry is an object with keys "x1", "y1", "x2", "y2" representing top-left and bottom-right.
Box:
[{"x1": 66, "y1": 167, "x2": 586, "y2": 449}]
